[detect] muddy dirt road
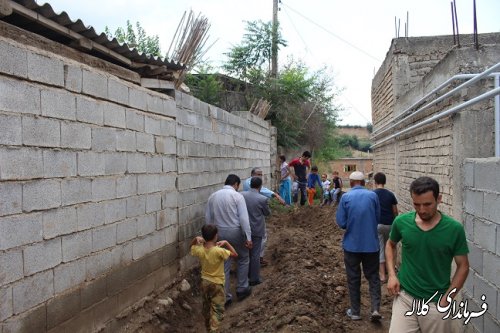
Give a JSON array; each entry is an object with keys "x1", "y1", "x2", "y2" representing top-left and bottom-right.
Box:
[{"x1": 120, "y1": 204, "x2": 393, "y2": 332}]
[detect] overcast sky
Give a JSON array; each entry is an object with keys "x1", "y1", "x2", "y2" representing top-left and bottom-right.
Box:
[{"x1": 45, "y1": 0, "x2": 500, "y2": 126}]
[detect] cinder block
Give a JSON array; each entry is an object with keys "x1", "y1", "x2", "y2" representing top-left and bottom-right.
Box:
[
  {"x1": 2, "y1": 303, "x2": 47, "y2": 333},
  {"x1": 146, "y1": 156, "x2": 163, "y2": 173},
  {"x1": 116, "y1": 218, "x2": 137, "y2": 244},
  {"x1": 64, "y1": 64, "x2": 82, "y2": 93},
  {"x1": 162, "y1": 98, "x2": 177, "y2": 118},
  {"x1": 104, "y1": 152, "x2": 127, "y2": 175},
  {"x1": 62, "y1": 230, "x2": 92, "y2": 262},
  {"x1": 156, "y1": 208, "x2": 177, "y2": 230},
  {"x1": 473, "y1": 275, "x2": 497, "y2": 317},
  {"x1": 108, "y1": 78, "x2": 129, "y2": 105},
  {"x1": 61, "y1": 178, "x2": 92, "y2": 206},
  {"x1": 92, "y1": 224, "x2": 116, "y2": 252},
  {"x1": 129, "y1": 88, "x2": 147, "y2": 110},
  {"x1": 137, "y1": 174, "x2": 160, "y2": 194},
  {"x1": 116, "y1": 175, "x2": 137, "y2": 198},
  {"x1": 146, "y1": 193, "x2": 162, "y2": 213},
  {"x1": 144, "y1": 116, "x2": 162, "y2": 135},
  {"x1": 103, "y1": 102, "x2": 126, "y2": 128},
  {"x1": 82, "y1": 69, "x2": 108, "y2": 99},
  {"x1": 0, "y1": 182, "x2": 22, "y2": 216},
  {"x1": 53, "y1": 259, "x2": 86, "y2": 294},
  {"x1": 147, "y1": 94, "x2": 163, "y2": 115},
  {"x1": 483, "y1": 192, "x2": 500, "y2": 223},
  {"x1": 474, "y1": 219, "x2": 497, "y2": 253},
  {"x1": 12, "y1": 270, "x2": 54, "y2": 314},
  {"x1": 104, "y1": 199, "x2": 127, "y2": 224},
  {"x1": 135, "y1": 132, "x2": 155, "y2": 153},
  {"x1": 161, "y1": 191, "x2": 178, "y2": 209},
  {"x1": 484, "y1": 313, "x2": 500, "y2": 333},
  {"x1": 463, "y1": 160, "x2": 475, "y2": 188},
  {"x1": 0, "y1": 213, "x2": 42, "y2": 250},
  {"x1": 159, "y1": 174, "x2": 177, "y2": 191},
  {"x1": 42, "y1": 206, "x2": 78, "y2": 239},
  {"x1": 76, "y1": 96, "x2": 103, "y2": 125},
  {"x1": 465, "y1": 190, "x2": 484, "y2": 217},
  {"x1": 27, "y1": 52, "x2": 64, "y2": 87},
  {"x1": 23, "y1": 238, "x2": 62, "y2": 276},
  {"x1": 127, "y1": 153, "x2": 147, "y2": 173},
  {"x1": 76, "y1": 202, "x2": 105, "y2": 231},
  {"x1": 77, "y1": 152, "x2": 106, "y2": 177},
  {"x1": 23, "y1": 179, "x2": 61, "y2": 212},
  {"x1": 162, "y1": 157, "x2": 177, "y2": 172},
  {"x1": 482, "y1": 251, "x2": 500, "y2": 289},
  {"x1": 0, "y1": 250, "x2": 23, "y2": 285},
  {"x1": 0, "y1": 114, "x2": 22, "y2": 145},
  {"x1": 86, "y1": 249, "x2": 113, "y2": 280},
  {"x1": 155, "y1": 136, "x2": 177, "y2": 154},
  {"x1": 91, "y1": 127, "x2": 116, "y2": 152},
  {"x1": 0, "y1": 40, "x2": 27, "y2": 77},
  {"x1": 132, "y1": 236, "x2": 150, "y2": 260},
  {"x1": 91, "y1": 177, "x2": 116, "y2": 202},
  {"x1": 126, "y1": 195, "x2": 146, "y2": 218},
  {"x1": 116, "y1": 130, "x2": 136, "y2": 152},
  {"x1": 0, "y1": 285, "x2": 13, "y2": 321},
  {"x1": 161, "y1": 119, "x2": 176, "y2": 136},
  {"x1": 468, "y1": 241, "x2": 484, "y2": 275},
  {"x1": 41, "y1": 89, "x2": 76, "y2": 120},
  {"x1": 125, "y1": 109, "x2": 144, "y2": 131},
  {"x1": 22, "y1": 116, "x2": 60, "y2": 147},
  {"x1": 164, "y1": 225, "x2": 179, "y2": 244},
  {"x1": 474, "y1": 159, "x2": 500, "y2": 193},
  {"x1": 43, "y1": 150, "x2": 77, "y2": 178},
  {"x1": 46, "y1": 289, "x2": 81, "y2": 330},
  {"x1": 61, "y1": 122, "x2": 91, "y2": 149},
  {"x1": 137, "y1": 213, "x2": 156, "y2": 237},
  {"x1": 162, "y1": 242, "x2": 178, "y2": 265},
  {"x1": 0, "y1": 78, "x2": 40, "y2": 115}
]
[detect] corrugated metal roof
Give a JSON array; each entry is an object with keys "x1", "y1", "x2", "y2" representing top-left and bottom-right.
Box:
[{"x1": 1, "y1": 0, "x2": 185, "y2": 78}]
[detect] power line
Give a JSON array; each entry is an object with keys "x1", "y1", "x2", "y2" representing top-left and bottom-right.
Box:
[
  {"x1": 281, "y1": 2, "x2": 381, "y2": 63},
  {"x1": 281, "y1": 6, "x2": 312, "y2": 57},
  {"x1": 340, "y1": 95, "x2": 372, "y2": 123}
]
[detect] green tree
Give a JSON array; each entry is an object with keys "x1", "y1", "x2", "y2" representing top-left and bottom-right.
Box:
[
  {"x1": 185, "y1": 65, "x2": 223, "y2": 107},
  {"x1": 105, "y1": 21, "x2": 161, "y2": 57}
]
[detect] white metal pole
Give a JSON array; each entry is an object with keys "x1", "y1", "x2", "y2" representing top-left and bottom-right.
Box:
[{"x1": 495, "y1": 74, "x2": 500, "y2": 157}]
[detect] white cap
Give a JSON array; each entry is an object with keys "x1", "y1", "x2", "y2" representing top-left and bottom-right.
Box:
[{"x1": 349, "y1": 171, "x2": 365, "y2": 181}]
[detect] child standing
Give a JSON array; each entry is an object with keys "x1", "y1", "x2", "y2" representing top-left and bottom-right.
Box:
[
  {"x1": 191, "y1": 224, "x2": 238, "y2": 333},
  {"x1": 306, "y1": 166, "x2": 323, "y2": 206},
  {"x1": 320, "y1": 173, "x2": 332, "y2": 206},
  {"x1": 332, "y1": 171, "x2": 343, "y2": 204}
]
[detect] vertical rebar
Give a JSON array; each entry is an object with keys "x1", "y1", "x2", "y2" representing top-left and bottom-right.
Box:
[
  {"x1": 453, "y1": 0, "x2": 460, "y2": 46},
  {"x1": 495, "y1": 74, "x2": 500, "y2": 157},
  {"x1": 451, "y1": 2, "x2": 456, "y2": 44},
  {"x1": 406, "y1": 11, "x2": 409, "y2": 37},
  {"x1": 473, "y1": 0, "x2": 479, "y2": 50}
]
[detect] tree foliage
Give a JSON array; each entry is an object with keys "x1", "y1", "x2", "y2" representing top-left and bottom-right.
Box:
[
  {"x1": 105, "y1": 21, "x2": 161, "y2": 57},
  {"x1": 184, "y1": 65, "x2": 223, "y2": 107}
]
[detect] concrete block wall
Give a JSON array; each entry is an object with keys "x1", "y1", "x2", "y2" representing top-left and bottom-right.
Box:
[
  {"x1": 462, "y1": 158, "x2": 500, "y2": 333},
  {"x1": 0, "y1": 29, "x2": 275, "y2": 332}
]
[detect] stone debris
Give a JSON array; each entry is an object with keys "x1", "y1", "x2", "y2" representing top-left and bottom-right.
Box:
[{"x1": 179, "y1": 279, "x2": 191, "y2": 291}]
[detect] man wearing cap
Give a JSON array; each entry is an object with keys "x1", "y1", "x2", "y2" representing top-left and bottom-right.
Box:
[{"x1": 336, "y1": 171, "x2": 382, "y2": 321}]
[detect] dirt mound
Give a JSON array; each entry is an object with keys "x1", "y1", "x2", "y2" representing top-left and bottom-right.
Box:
[{"x1": 119, "y1": 205, "x2": 393, "y2": 332}]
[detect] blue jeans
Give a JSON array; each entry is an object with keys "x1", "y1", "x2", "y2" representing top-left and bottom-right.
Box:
[
  {"x1": 279, "y1": 177, "x2": 292, "y2": 205},
  {"x1": 343, "y1": 250, "x2": 381, "y2": 315}
]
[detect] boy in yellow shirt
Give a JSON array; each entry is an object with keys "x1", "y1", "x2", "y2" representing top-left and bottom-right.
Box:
[{"x1": 191, "y1": 224, "x2": 238, "y2": 333}]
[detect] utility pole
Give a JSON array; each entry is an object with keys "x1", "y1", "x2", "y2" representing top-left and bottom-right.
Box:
[{"x1": 271, "y1": 0, "x2": 278, "y2": 78}]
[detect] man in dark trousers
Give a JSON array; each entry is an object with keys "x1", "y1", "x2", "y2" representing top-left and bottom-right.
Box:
[
  {"x1": 336, "y1": 171, "x2": 382, "y2": 322},
  {"x1": 241, "y1": 177, "x2": 270, "y2": 286},
  {"x1": 288, "y1": 151, "x2": 311, "y2": 207}
]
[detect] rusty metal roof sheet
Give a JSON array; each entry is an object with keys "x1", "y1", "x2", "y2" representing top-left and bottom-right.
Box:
[{"x1": 1, "y1": 0, "x2": 185, "y2": 78}]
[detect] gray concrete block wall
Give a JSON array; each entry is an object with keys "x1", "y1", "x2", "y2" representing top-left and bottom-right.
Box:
[
  {"x1": 0, "y1": 31, "x2": 275, "y2": 332},
  {"x1": 462, "y1": 158, "x2": 500, "y2": 332}
]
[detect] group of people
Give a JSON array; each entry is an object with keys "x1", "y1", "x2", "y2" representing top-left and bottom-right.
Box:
[
  {"x1": 336, "y1": 171, "x2": 469, "y2": 332},
  {"x1": 278, "y1": 151, "x2": 343, "y2": 207},
  {"x1": 191, "y1": 153, "x2": 470, "y2": 333}
]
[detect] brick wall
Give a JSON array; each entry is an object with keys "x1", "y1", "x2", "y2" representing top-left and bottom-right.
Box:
[
  {"x1": 372, "y1": 35, "x2": 500, "y2": 332},
  {"x1": 0, "y1": 25, "x2": 275, "y2": 332}
]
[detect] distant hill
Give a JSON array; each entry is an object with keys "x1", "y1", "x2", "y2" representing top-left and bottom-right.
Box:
[{"x1": 337, "y1": 126, "x2": 371, "y2": 140}]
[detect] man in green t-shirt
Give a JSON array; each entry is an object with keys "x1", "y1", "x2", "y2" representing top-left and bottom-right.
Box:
[{"x1": 386, "y1": 177, "x2": 469, "y2": 333}]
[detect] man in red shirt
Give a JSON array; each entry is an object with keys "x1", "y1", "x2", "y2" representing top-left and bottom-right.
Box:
[{"x1": 288, "y1": 151, "x2": 312, "y2": 206}]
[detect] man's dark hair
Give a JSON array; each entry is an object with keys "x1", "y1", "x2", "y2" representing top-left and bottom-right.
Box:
[
  {"x1": 225, "y1": 174, "x2": 241, "y2": 186},
  {"x1": 202, "y1": 224, "x2": 218, "y2": 241},
  {"x1": 250, "y1": 176, "x2": 262, "y2": 189},
  {"x1": 250, "y1": 167, "x2": 262, "y2": 176},
  {"x1": 279, "y1": 155, "x2": 286, "y2": 162},
  {"x1": 302, "y1": 151, "x2": 312, "y2": 158},
  {"x1": 311, "y1": 165, "x2": 318, "y2": 172},
  {"x1": 374, "y1": 172, "x2": 386, "y2": 185},
  {"x1": 410, "y1": 176, "x2": 440, "y2": 199}
]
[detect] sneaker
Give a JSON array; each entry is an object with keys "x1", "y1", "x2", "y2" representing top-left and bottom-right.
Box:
[
  {"x1": 370, "y1": 310, "x2": 382, "y2": 322},
  {"x1": 346, "y1": 308, "x2": 361, "y2": 321},
  {"x1": 224, "y1": 299, "x2": 233, "y2": 308},
  {"x1": 249, "y1": 279, "x2": 263, "y2": 286}
]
